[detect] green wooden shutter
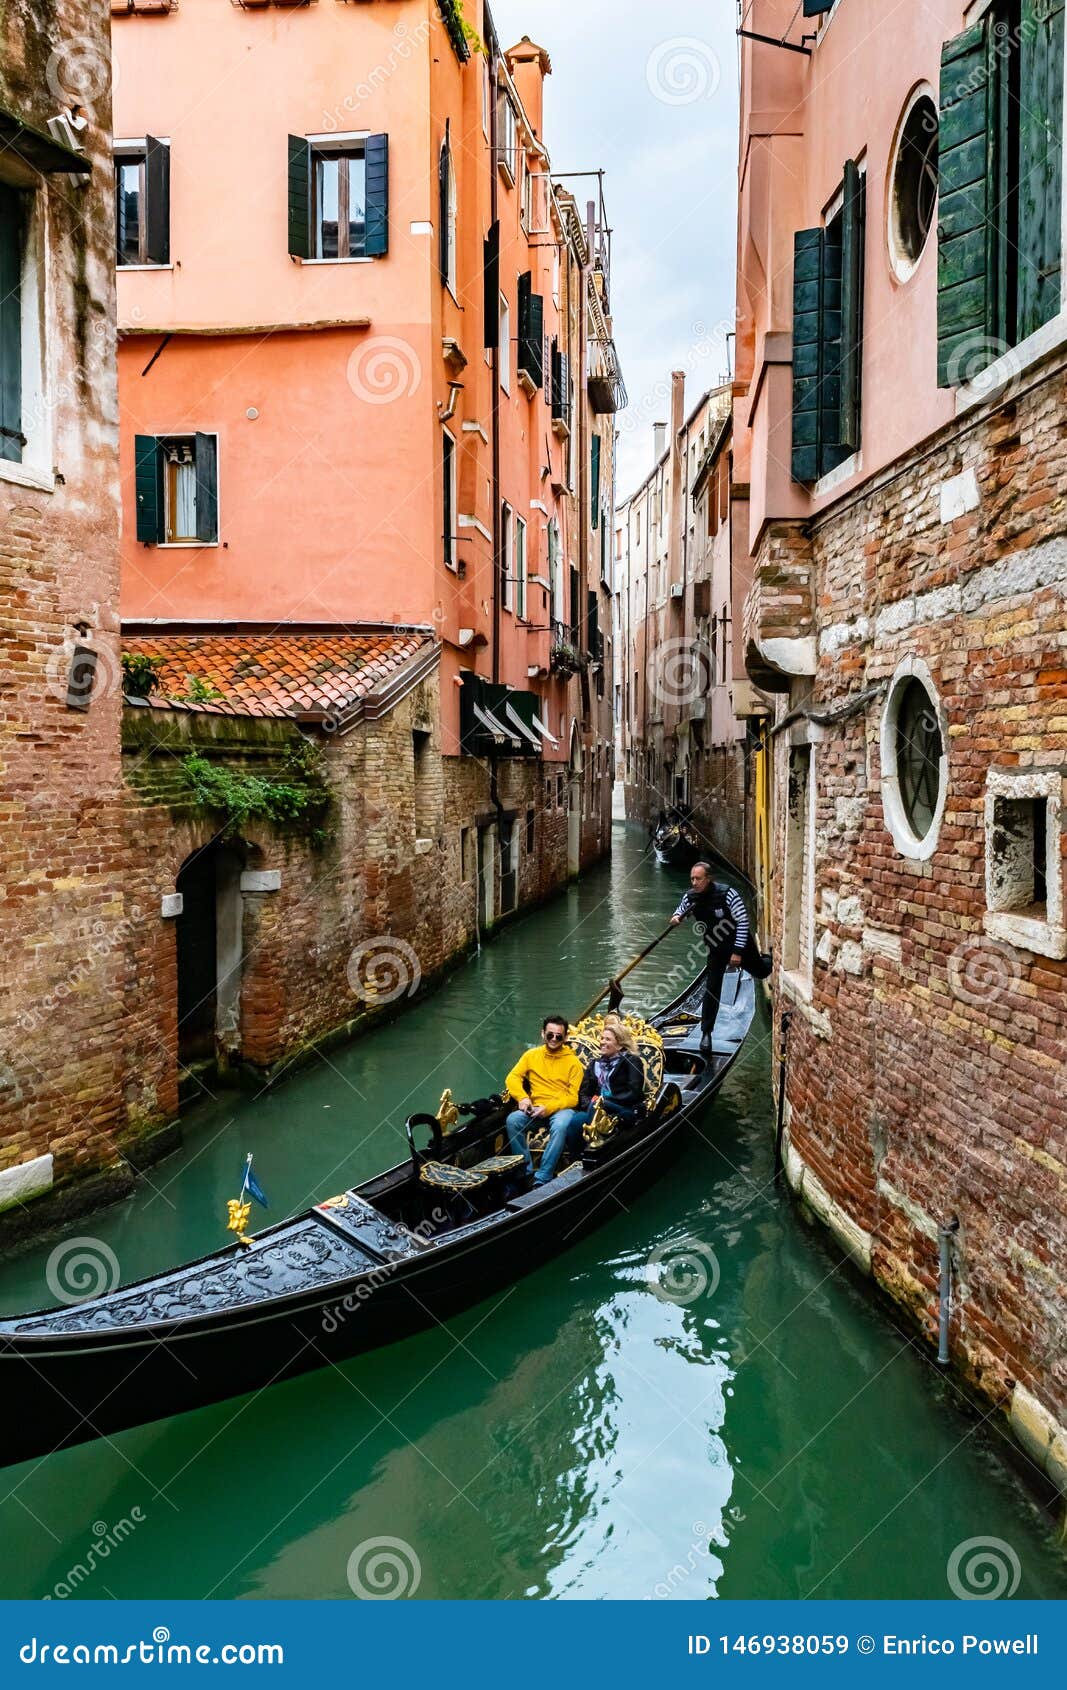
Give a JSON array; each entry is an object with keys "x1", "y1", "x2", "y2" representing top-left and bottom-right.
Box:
[
  {"x1": 517, "y1": 270, "x2": 545, "y2": 386},
  {"x1": 194, "y1": 433, "x2": 218, "y2": 543},
  {"x1": 145, "y1": 135, "x2": 170, "y2": 265},
  {"x1": 1018, "y1": 0, "x2": 1065, "y2": 340},
  {"x1": 802, "y1": 0, "x2": 835, "y2": 13},
  {"x1": 791, "y1": 227, "x2": 823, "y2": 482},
  {"x1": 287, "y1": 135, "x2": 311, "y2": 259},
  {"x1": 439, "y1": 122, "x2": 450, "y2": 285},
  {"x1": 114, "y1": 160, "x2": 127, "y2": 267},
  {"x1": 819, "y1": 209, "x2": 847, "y2": 474},
  {"x1": 0, "y1": 185, "x2": 23, "y2": 464},
  {"x1": 937, "y1": 22, "x2": 994, "y2": 386},
  {"x1": 483, "y1": 221, "x2": 499, "y2": 348},
  {"x1": 591, "y1": 433, "x2": 601, "y2": 526},
  {"x1": 839, "y1": 158, "x2": 865, "y2": 452},
  {"x1": 134, "y1": 436, "x2": 164, "y2": 543},
  {"x1": 364, "y1": 133, "x2": 389, "y2": 257}
]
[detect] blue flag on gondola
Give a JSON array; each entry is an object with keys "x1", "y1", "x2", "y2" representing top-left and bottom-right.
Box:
[{"x1": 240, "y1": 1155, "x2": 269, "y2": 1210}]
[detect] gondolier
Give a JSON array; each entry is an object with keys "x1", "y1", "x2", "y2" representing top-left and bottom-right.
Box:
[{"x1": 670, "y1": 861, "x2": 749, "y2": 1054}]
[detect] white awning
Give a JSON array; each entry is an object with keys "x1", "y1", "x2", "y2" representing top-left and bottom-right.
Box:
[
  {"x1": 503, "y1": 701, "x2": 542, "y2": 748},
  {"x1": 532, "y1": 712, "x2": 560, "y2": 748},
  {"x1": 473, "y1": 702, "x2": 515, "y2": 742}
]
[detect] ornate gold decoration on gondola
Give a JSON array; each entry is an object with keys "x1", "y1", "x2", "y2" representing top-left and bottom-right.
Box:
[
  {"x1": 226, "y1": 1198, "x2": 252, "y2": 1245},
  {"x1": 583, "y1": 1098, "x2": 616, "y2": 1149},
  {"x1": 418, "y1": 1161, "x2": 487, "y2": 1192},
  {"x1": 319, "y1": 1194, "x2": 350, "y2": 1210},
  {"x1": 436, "y1": 1089, "x2": 460, "y2": 1135},
  {"x1": 569, "y1": 1013, "x2": 665, "y2": 1101}
]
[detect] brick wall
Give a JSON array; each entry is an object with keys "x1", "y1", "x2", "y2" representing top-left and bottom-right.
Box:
[
  {"x1": 763, "y1": 348, "x2": 1067, "y2": 1465},
  {"x1": 0, "y1": 2, "x2": 142, "y2": 1225}
]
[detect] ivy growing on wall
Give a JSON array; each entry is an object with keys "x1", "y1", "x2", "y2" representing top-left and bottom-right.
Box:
[{"x1": 179, "y1": 739, "x2": 332, "y2": 847}]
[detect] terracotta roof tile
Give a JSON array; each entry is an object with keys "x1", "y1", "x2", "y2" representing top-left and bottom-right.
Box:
[{"x1": 122, "y1": 631, "x2": 432, "y2": 719}]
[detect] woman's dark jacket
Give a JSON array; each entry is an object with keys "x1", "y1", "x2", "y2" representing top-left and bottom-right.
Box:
[{"x1": 578, "y1": 1051, "x2": 645, "y2": 1113}]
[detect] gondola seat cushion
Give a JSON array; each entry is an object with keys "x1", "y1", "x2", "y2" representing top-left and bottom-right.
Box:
[
  {"x1": 419, "y1": 1162, "x2": 487, "y2": 1192},
  {"x1": 471, "y1": 1154, "x2": 527, "y2": 1176}
]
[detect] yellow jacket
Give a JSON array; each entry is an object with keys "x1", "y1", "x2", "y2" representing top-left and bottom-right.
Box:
[{"x1": 504, "y1": 1044, "x2": 583, "y2": 1114}]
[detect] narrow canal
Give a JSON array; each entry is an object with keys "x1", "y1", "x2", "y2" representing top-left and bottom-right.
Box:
[{"x1": 1, "y1": 824, "x2": 1064, "y2": 1601}]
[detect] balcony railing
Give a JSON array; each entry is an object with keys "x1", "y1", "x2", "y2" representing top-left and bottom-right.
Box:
[{"x1": 588, "y1": 336, "x2": 627, "y2": 414}]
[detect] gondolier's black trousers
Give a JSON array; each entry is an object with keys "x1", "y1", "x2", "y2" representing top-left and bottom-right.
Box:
[{"x1": 700, "y1": 951, "x2": 732, "y2": 1038}]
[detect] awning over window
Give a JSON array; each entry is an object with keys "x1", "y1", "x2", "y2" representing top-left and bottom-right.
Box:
[
  {"x1": 459, "y1": 673, "x2": 555, "y2": 759},
  {"x1": 0, "y1": 105, "x2": 91, "y2": 175}
]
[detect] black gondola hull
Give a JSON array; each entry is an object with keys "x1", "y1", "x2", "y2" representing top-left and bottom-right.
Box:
[{"x1": 0, "y1": 972, "x2": 755, "y2": 1468}]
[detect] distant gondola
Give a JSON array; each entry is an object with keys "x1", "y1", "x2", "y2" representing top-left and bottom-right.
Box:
[
  {"x1": 652, "y1": 818, "x2": 700, "y2": 868},
  {"x1": 0, "y1": 967, "x2": 755, "y2": 1468}
]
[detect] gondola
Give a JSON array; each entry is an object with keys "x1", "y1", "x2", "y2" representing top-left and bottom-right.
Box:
[
  {"x1": 0, "y1": 966, "x2": 755, "y2": 1469},
  {"x1": 652, "y1": 818, "x2": 700, "y2": 868}
]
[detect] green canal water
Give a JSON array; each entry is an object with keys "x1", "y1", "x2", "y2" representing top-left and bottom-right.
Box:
[{"x1": 1, "y1": 823, "x2": 1064, "y2": 1601}]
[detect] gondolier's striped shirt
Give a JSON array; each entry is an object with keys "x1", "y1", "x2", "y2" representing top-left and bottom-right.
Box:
[{"x1": 673, "y1": 885, "x2": 750, "y2": 954}]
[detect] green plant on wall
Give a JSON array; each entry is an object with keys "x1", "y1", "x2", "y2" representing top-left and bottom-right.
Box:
[
  {"x1": 121, "y1": 653, "x2": 164, "y2": 699},
  {"x1": 179, "y1": 739, "x2": 332, "y2": 846},
  {"x1": 175, "y1": 674, "x2": 224, "y2": 706}
]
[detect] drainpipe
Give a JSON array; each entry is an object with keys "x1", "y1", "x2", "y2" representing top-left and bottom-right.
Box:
[
  {"x1": 773, "y1": 1010, "x2": 791, "y2": 1180},
  {"x1": 938, "y1": 1217, "x2": 959, "y2": 1366}
]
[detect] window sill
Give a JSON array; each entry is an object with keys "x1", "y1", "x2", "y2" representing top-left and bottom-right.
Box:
[
  {"x1": 299, "y1": 256, "x2": 373, "y2": 266},
  {"x1": 984, "y1": 909, "x2": 1067, "y2": 961},
  {"x1": 955, "y1": 307, "x2": 1067, "y2": 416},
  {"x1": 153, "y1": 540, "x2": 220, "y2": 549},
  {"x1": 118, "y1": 263, "x2": 174, "y2": 272},
  {"x1": 0, "y1": 460, "x2": 55, "y2": 494},
  {"x1": 813, "y1": 451, "x2": 860, "y2": 499}
]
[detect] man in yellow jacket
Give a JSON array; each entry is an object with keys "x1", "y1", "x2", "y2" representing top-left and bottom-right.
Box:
[{"x1": 504, "y1": 1014, "x2": 585, "y2": 1185}]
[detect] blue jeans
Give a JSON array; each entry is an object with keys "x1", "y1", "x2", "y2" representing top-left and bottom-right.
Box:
[{"x1": 505, "y1": 1108, "x2": 582, "y2": 1185}]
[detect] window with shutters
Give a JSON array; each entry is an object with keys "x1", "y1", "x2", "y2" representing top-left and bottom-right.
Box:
[
  {"x1": 0, "y1": 183, "x2": 26, "y2": 469},
  {"x1": 288, "y1": 133, "x2": 388, "y2": 261},
  {"x1": 938, "y1": 0, "x2": 1064, "y2": 385},
  {"x1": 440, "y1": 132, "x2": 457, "y2": 294},
  {"x1": 134, "y1": 434, "x2": 218, "y2": 546},
  {"x1": 791, "y1": 160, "x2": 866, "y2": 483},
  {"x1": 548, "y1": 520, "x2": 563, "y2": 625},
  {"x1": 114, "y1": 137, "x2": 170, "y2": 267},
  {"x1": 517, "y1": 271, "x2": 544, "y2": 391},
  {"x1": 442, "y1": 428, "x2": 458, "y2": 570}
]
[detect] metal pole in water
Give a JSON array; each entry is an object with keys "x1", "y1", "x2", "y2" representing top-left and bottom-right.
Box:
[
  {"x1": 773, "y1": 1011, "x2": 792, "y2": 1180},
  {"x1": 937, "y1": 1218, "x2": 959, "y2": 1366}
]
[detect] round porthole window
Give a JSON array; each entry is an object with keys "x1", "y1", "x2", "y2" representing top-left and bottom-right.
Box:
[
  {"x1": 888, "y1": 91, "x2": 939, "y2": 281},
  {"x1": 880, "y1": 660, "x2": 948, "y2": 860}
]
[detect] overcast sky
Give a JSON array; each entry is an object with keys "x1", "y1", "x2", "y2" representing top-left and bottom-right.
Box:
[{"x1": 489, "y1": 0, "x2": 740, "y2": 498}]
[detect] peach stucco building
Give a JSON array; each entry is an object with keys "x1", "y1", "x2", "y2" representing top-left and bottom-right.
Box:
[{"x1": 99, "y1": 0, "x2": 624, "y2": 1107}]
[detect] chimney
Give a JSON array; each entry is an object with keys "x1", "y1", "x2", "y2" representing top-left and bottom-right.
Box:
[
  {"x1": 653, "y1": 422, "x2": 667, "y2": 462},
  {"x1": 505, "y1": 37, "x2": 552, "y2": 140}
]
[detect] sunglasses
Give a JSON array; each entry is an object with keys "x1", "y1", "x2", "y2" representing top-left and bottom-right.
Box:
[{"x1": 544, "y1": 1030, "x2": 566, "y2": 1042}]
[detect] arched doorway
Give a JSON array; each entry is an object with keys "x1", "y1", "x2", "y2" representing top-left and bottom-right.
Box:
[
  {"x1": 175, "y1": 843, "x2": 245, "y2": 1068},
  {"x1": 567, "y1": 721, "x2": 582, "y2": 878}
]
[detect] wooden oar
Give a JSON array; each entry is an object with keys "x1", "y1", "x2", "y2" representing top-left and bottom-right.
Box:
[{"x1": 574, "y1": 924, "x2": 677, "y2": 1022}]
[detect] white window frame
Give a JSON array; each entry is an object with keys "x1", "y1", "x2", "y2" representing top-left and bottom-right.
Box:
[
  {"x1": 113, "y1": 137, "x2": 173, "y2": 272},
  {"x1": 497, "y1": 94, "x2": 517, "y2": 184},
  {"x1": 983, "y1": 768, "x2": 1066, "y2": 958},
  {"x1": 301, "y1": 131, "x2": 374, "y2": 267},
  {"x1": 515, "y1": 513, "x2": 528, "y2": 620},
  {"x1": 499, "y1": 291, "x2": 511, "y2": 394},
  {"x1": 501, "y1": 499, "x2": 514, "y2": 611},
  {"x1": 879, "y1": 655, "x2": 949, "y2": 862},
  {"x1": 548, "y1": 520, "x2": 563, "y2": 625}
]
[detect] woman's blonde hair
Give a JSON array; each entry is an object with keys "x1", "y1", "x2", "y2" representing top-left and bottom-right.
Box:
[{"x1": 601, "y1": 1015, "x2": 637, "y2": 1053}]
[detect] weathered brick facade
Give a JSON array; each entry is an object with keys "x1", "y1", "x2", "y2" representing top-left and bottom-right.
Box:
[
  {"x1": 0, "y1": 2, "x2": 155, "y2": 1231},
  {"x1": 762, "y1": 349, "x2": 1067, "y2": 1500}
]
